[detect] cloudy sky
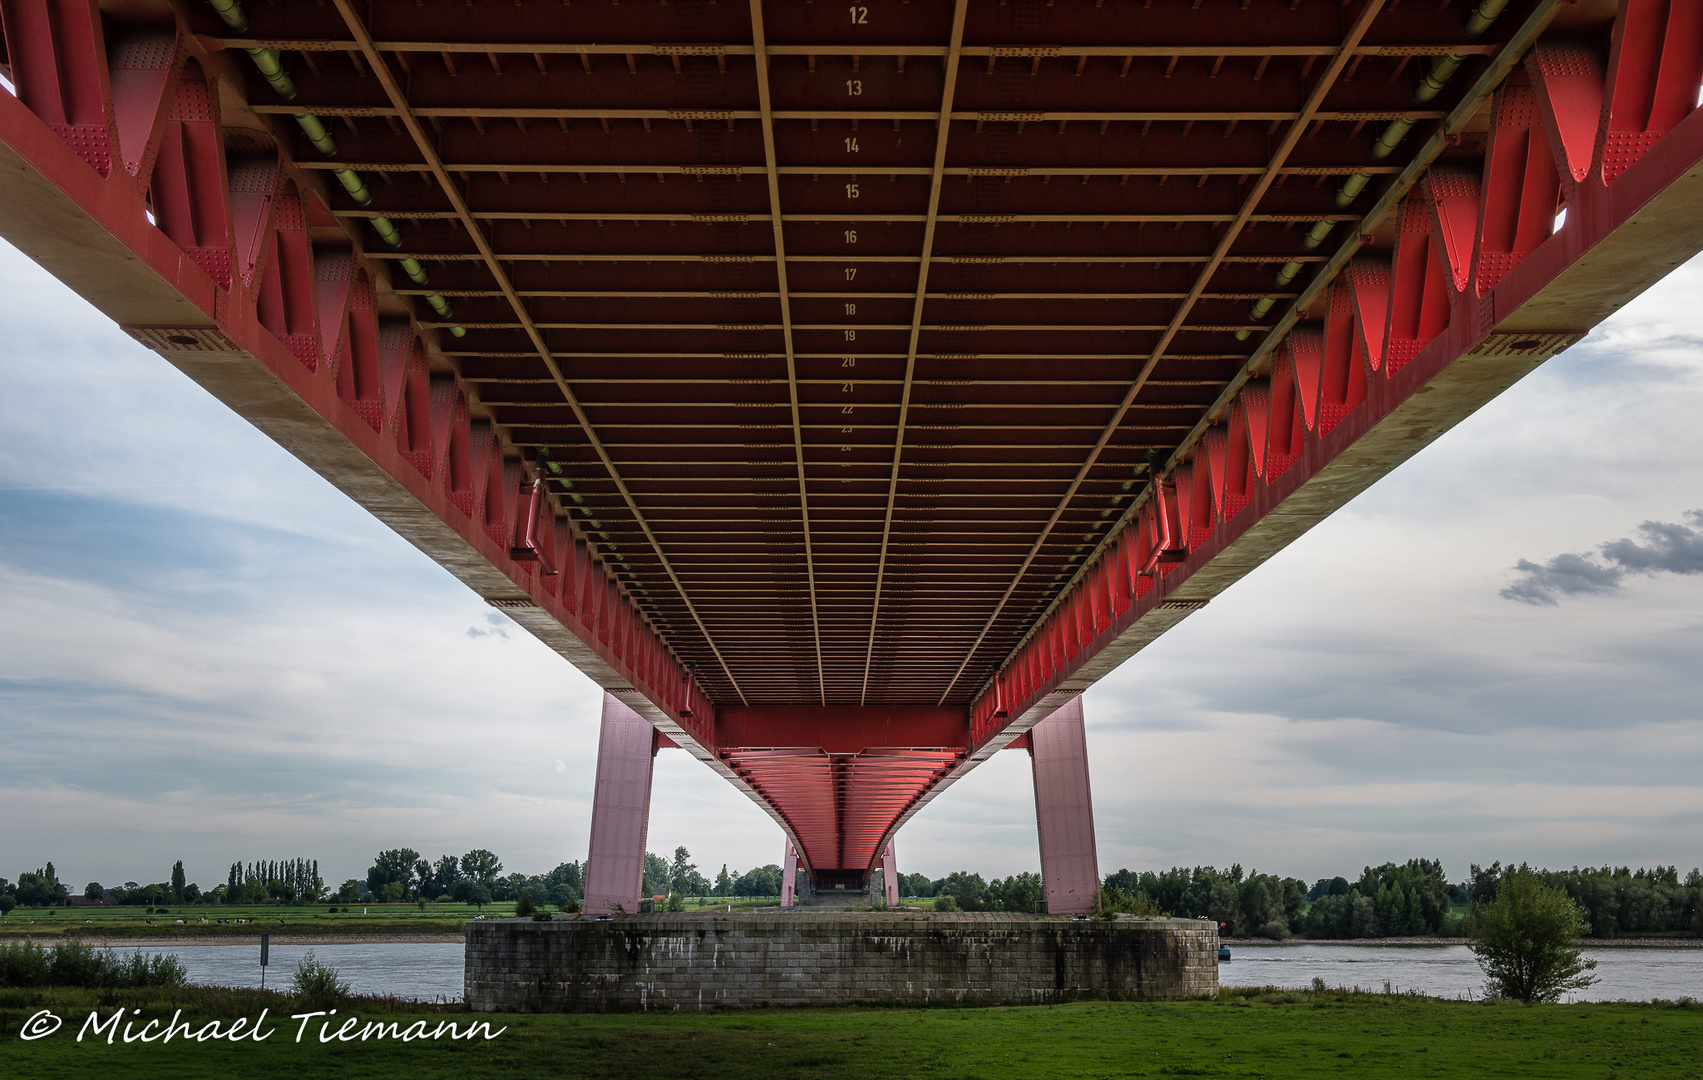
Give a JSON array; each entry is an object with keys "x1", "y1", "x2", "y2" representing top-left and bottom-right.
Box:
[{"x1": 3, "y1": 236, "x2": 1702, "y2": 895}]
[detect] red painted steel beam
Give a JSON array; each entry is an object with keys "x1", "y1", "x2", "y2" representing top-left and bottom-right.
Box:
[
  {"x1": 953, "y1": 1, "x2": 1703, "y2": 790},
  {"x1": 0, "y1": 2, "x2": 826, "y2": 854},
  {"x1": 6, "y1": 0, "x2": 1701, "y2": 889}
]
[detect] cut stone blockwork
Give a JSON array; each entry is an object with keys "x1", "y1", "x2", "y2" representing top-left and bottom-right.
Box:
[{"x1": 466, "y1": 914, "x2": 1217, "y2": 1012}]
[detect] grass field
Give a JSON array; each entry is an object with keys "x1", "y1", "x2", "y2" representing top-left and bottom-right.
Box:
[
  {"x1": 1, "y1": 983, "x2": 1699, "y2": 1079},
  {"x1": 0, "y1": 903, "x2": 495, "y2": 939},
  {"x1": 0, "y1": 897, "x2": 794, "y2": 939}
]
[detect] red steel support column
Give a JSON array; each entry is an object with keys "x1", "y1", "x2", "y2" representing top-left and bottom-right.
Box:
[
  {"x1": 1029, "y1": 697, "x2": 1101, "y2": 915},
  {"x1": 879, "y1": 841, "x2": 899, "y2": 907},
  {"x1": 582, "y1": 692, "x2": 659, "y2": 916},
  {"x1": 781, "y1": 842, "x2": 799, "y2": 908}
]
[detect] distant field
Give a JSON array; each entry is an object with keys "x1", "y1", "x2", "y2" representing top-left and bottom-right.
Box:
[
  {"x1": 0, "y1": 984, "x2": 1697, "y2": 1078},
  {"x1": 0, "y1": 903, "x2": 495, "y2": 938},
  {"x1": 0, "y1": 897, "x2": 796, "y2": 938}
]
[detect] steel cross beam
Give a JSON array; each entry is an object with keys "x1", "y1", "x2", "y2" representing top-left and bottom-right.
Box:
[
  {"x1": 327, "y1": 0, "x2": 750, "y2": 705},
  {"x1": 747, "y1": 0, "x2": 826, "y2": 705},
  {"x1": 862, "y1": 0, "x2": 970, "y2": 706},
  {"x1": 936, "y1": 0, "x2": 1389, "y2": 705},
  {"x1": 219, "y1": 39, "x2": 1503, "y2": 60},
  {"x1": 297, "y1": 162, "x2": 1403, "y2": 180}
]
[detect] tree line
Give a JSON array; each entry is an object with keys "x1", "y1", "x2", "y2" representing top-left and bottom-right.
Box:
[
  {"x1": 362, "y1": 848, "x2": 588, "y2": 909},
  {"x1": 1100, "y1": 860, "x2": 1703, "y2": 939},
  {"x1": 8, "y1": 851, "x2": 1699, "y2": 936},
  {"x1": 646, "y1": 848, "x2": 786, "y2": 899}
]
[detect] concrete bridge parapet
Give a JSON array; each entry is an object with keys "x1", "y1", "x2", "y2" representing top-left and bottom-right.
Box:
[{"x1": 465, "y1": 913, "x2": 1217, "y2": 1012}]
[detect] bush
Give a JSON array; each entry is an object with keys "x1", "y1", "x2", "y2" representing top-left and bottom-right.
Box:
[
  {"x1": 1469, "y1": 865, "x2": 1598, "y2": 1002},
  {"x1": 515, "y1": 892, "x2": 537, "y2": 918},
  {"x1": 1095, "y1": 887, "x2": 1161, "y2": 918},
  {"x1": 933, "y1": 893, "x2": 959, "y2": 913},
  {"x1": 289, "y1": 950, "x2": 350, "y2": 1008},
  {"x1": 0, "y1": 941, "x2": 185, "y2": 988},
  {"x1": 666, "y1": 893, "x2": 686, "y2": 912}
]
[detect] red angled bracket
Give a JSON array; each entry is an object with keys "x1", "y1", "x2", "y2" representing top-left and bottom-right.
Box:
[{"x1": 510, "y1": 476, "x2": 560, "y2": 576}]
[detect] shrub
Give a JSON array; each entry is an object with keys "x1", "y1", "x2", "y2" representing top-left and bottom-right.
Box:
[
  {"x1": 1095, "y1": 887, "x2": 1161, "y2": 919},
  {"x1": 0, "y1": 941, "x2": 185, "y2": 988},
  {"x1": 289, "y1": 950, "x2": 350, "y2": 1008},
  {"x1": 933, "y1": 893, "x2": 959, "y2": 913},
  {"x1": 1469, "y1": 865, "x2": 1598, "y2": 1002},
  {"x1": 666, "y1": 893, "x2": 686, "y2": 912},
  {"x1": 515, "y1": 892, "x2": 537, "y2": 918}
]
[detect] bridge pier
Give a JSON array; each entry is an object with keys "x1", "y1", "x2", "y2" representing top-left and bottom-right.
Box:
[
  {"x1": 879, "y1": 841, "x2": 899, "y2": 907},
  {"x1": 1028, "y1": 698, "x2": 1101, "y2": 915},
  {"x1": 780, "y1": 842, "x2": 799, "y2": 908},
  {"x1": 582, "y1": 693, "x2": 660, "y2": 915}
]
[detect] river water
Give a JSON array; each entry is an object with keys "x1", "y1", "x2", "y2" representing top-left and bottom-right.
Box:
[
  {"x1": 1219, "y1": 944, "x2": 1703, "y2": 1002},
  {"x1": 118, "y1": 941, "x2": 1703, "y2": 1004},
  {"x1": 138, "y1": 942, "x2": 465, "y2": 1003}
]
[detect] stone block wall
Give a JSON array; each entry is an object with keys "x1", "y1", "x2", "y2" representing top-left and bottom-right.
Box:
[{"x1": 466, "y1": 912, "x2": 1216, "y2": 1012}]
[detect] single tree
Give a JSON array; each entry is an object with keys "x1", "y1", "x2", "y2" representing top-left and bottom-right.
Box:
[
  {"x1": 84, "y1": 882, "x2": 104, "y2": 901},
  {"x1": 170, "y1": 861, "x2": 186, "y2": 903},
  {"x1": 0, "y1": 895, "x2": 15, "y2": 916},
  {"x1": 669, "y1": 847, "x2": 699, "y2": 897},
  {"x1": 1469, "y1": 865, "x2": 1598, "y2": 1002},
  {"x1": 642, "y1": 852, "x2": 672, "y2": 897},
  {"x1": 367, "y1": 849, "x2": 421, "y2": 896},
  {"x1": 515, "y1": 891, "x2": 537, "y2": 917},
  {"x1": 460, "y1": 849, "x2": 503, "y2": 887},
  {"x1": 433, "y1": 855, "x2": 461, "y2": 895},
  {"x1": 467, "y1": 885, "x2": 493, "y2": 909}
]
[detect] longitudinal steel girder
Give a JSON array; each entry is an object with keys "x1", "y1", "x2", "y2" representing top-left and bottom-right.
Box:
[{"x1": 2, "y1": 0, "x2": 1700, "y2": 883}]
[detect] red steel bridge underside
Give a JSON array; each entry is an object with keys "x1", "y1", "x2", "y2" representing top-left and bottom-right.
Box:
[{"x1": 3, "y1": 0, "x2": 1701, "y2": 887}]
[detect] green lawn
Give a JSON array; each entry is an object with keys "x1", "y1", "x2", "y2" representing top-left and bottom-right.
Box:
[{"x1": 1, "y1": 985, "x2": 1698, "y2": 1078}]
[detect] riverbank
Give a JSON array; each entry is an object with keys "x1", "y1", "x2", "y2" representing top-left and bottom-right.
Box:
[
  {"x1": 45, "y1": 926, "x2": 470, "y2": 940},
  {"x1": 1223, "y1": 936, "x2": 1703, "y2": 948}
]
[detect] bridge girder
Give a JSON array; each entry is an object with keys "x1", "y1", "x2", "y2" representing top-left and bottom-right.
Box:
[{"x1": 2, "y1": 0, "x2": 1700, "y2": 884}]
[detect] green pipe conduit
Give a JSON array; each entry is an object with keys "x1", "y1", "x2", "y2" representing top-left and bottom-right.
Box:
[
  {"x1": 205, "y1": 0, "x2": 462, "y2": 335},
  {"x1": 1238, "y1": 0, "x2": 1512, "y2": 340}
]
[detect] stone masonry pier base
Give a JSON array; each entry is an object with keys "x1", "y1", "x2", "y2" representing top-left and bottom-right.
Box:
[{"x1": 465, "y1": 913, "x2": 1217, "y2": 1012}]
